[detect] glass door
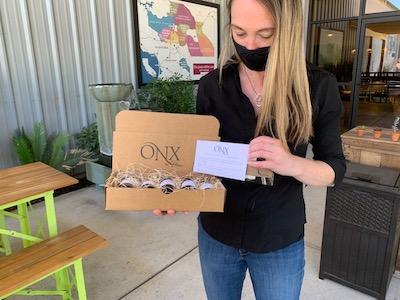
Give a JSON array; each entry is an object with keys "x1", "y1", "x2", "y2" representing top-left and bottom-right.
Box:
[
  {"x1": 352, "y1": 16, "x2": 400, "y2": 128},
  {"x1": 309, "y1": 19, "x2": 358, "y2": 132}
]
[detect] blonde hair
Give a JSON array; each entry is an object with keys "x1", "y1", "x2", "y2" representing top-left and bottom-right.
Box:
[{"x1": 219, "y1": 0, "x2": 313, "y2": 151}]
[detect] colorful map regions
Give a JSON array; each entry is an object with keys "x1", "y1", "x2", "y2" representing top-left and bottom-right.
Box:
[
  {"x1": 146, "y1": 3, "x2": 214, "y2": 57},
  {"x1": 141, "y1": 50, "x2": 160, "y2": 84},
  {"x1": 173, "y1": 3, "x2": 196, "y2": 29},
  {"x1": 147, "y1": 10, "x2": 174, "y2": 33},
  {"x1": 179, "y1": 58, "x2": 190, "y2": 74},
  {"x1": 196, "y1": 22, "x2": 214, "y2": 57},
  {"x1": 137, "y1": 0, "x2": 219, "y2": 83}
]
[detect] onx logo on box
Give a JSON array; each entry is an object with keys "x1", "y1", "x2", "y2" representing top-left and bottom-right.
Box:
[{"x1": 140, "y1": 142, "x2": 182, "y2": 166}]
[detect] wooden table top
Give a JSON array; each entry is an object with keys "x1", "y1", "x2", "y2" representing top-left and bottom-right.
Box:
[
  {"x1": 341, "y1": 127, "x2": 400, "y2": 151},
  {"x1": 0, "y1": 162, "x2": 78, "y2": 206}
]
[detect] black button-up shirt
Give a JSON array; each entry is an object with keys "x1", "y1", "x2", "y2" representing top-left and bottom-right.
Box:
[{"x1": 196, "y1": 63, "x2": 346, "y2": 253}]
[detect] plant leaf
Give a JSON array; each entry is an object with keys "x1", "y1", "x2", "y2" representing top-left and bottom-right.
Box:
[
  {"x1": 74, "y1": 122, "x2": 100, "y2": 154},
  {"x1": 30, "y1": 122, "x2": 47, "y2": 161},
  {"x1": 62, "y1": 149, "x2": 96, "y2": 170},
  {"x1": 12, "y1": 128, "x2": 34, "y2": 164},
  {"x1": 47, "y1": 133, "x2": 69, "y2": 170}
]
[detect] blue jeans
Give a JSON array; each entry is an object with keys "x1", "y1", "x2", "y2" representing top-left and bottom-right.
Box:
[{"x1": 198, "y1": 221, "x2": 305, "y2": 300}]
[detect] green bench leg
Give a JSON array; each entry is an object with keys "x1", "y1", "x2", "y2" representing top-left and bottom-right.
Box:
[
  {"x1": 43, "y1": 192, "x2": 73, "y2": 300},
  {"x1": 0, "y1": 211, "x2": 11, "y2": 255},
  {"x1": 17, "y1": 202, "x2": 32, "y2": 248},
  {"x1": 74, "y1": 259, "x2": 88, "y2": 300},
  {"x1": 0, "y1": 260, "x2": 89, "y2": 300},
  {"x1": 44, "y1": 192, "x2": 58, "y2": 237}
]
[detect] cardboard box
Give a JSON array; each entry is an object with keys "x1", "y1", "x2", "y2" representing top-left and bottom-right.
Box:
[{"x1": 105, "y1": 110, "x2": 226, "y2": 212}]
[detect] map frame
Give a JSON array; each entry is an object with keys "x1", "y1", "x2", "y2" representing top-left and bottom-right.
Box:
[{"x1": 133, "y1": 0, "x2": 220, "y2": 86}]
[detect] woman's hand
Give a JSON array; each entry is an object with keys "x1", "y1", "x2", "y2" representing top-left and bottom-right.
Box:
[
  {"x1": 152, "y1": 209, "x2": 189, "y2": 216},
  {"x1": 248, "y1": 136, "x2": 301, "y2": 177},
  {"x1": 152, "y1": 209, "x2": 176, "y2": 216}
]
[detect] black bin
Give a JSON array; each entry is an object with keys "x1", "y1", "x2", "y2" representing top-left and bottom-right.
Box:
[{"x1": 319, "y1": 163, "x2": 400, "y2": 300}]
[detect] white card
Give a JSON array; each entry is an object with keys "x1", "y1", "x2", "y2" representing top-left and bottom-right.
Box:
[{"x1": 193, "y1": 140, "x2": 249, "y2": 181}]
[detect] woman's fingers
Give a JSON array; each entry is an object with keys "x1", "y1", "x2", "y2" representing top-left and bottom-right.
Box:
[
  {"x1": 248, "y1": 137, "x2": 284, "y2": 163},
  {"x1": 153, "y1": 209, "x2": 184, "y2": 216},
  {"x1": 249, "y1": 140, "x2": 278, "y2": 154},
  {"x1": 249, "y1": 136, "x2": 281, "y2": 147},
  {"x1": 153, "y1": 209, "x2": 162, "y2": 216},
  {"x1": 248, "y1": 159, "x2": 275, "y2": 169},
  {"x1": 167, "y1": 209, "x2": 176, "y2": 215},
  {"x1": 248, "y1": 150, "x2": 274, "y2": 161}
]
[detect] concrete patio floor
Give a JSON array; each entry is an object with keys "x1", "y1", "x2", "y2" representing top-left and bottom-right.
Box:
[{"x1": 5, "y1": 184, "x2": 400, "y2": 300}]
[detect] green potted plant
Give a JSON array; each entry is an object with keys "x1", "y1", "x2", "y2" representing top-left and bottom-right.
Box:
[
  {"x1": 62, "y1": 149, "x2": 96, "y2": 179},
  {"x1": 12, "y1": 122, "x2": 94, "y2": 177},
  {"x1": 76, "y1": 122, "x2": 113, "y2": 186},
  {"x1": 13, "y1": 122, "x2": 69, "y2": 170},
  {"x1": 136, "y1": 74, "x2": 195, "y2": 113},
  {"x1": 62, "y1": 122, "x2": 100, "y2": 178},
  {"x1": 74, "y1": 122, "x2": 100, "y2": 156}
]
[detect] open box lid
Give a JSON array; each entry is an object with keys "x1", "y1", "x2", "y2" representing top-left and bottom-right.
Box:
[{"x1": 112, "y1": 111, "x2": 220, "y2": 175}]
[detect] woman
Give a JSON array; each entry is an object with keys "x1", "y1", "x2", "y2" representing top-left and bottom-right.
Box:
[{"x1": 154, "y1": 0, "x2": 346, "y2": 299}]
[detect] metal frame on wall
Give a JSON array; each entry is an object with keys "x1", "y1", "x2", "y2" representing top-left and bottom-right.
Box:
[
  {"x1": 132, "y1": 0, "x2": 220, "y2": 86},
  {"x1": 306, "y1": 0, "x2": 400, "y2": 129}
]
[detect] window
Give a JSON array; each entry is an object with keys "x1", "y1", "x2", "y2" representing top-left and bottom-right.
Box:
[{"x1": 365, "y1": 0, "x2": 400, "y2": 14}]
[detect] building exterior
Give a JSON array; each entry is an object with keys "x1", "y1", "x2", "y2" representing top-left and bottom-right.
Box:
[
  {"x1": 307, "y1": 0, "x2": 400, "y2": 131},
  {"x1": 4, "y1": 1, "x2": 398, "y2": 168},
  {"x1": 0, "y1": 0, "x2": 224, "y2": 168}
]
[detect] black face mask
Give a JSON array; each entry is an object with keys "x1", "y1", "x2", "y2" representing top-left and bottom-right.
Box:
[{"x1": 233, "y1": 40, "x2": 270, "y2": 71}]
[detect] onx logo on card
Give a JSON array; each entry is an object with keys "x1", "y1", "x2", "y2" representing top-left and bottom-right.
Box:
[
  {"x1": 140, "y1": 142, "x2": 182, "y2": 166},
  {"x1": 214, "y1": 145, "x2": 229, "y2": 156}
]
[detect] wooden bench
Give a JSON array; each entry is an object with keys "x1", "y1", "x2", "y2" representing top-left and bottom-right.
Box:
[{"x1": 0, "y1": 225, "x2": 107, "y2": 299}]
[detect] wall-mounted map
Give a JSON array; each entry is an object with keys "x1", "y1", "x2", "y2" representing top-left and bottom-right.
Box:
[{"x1": 134, "y1": 0, "x2": 220, "y2": 85}]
